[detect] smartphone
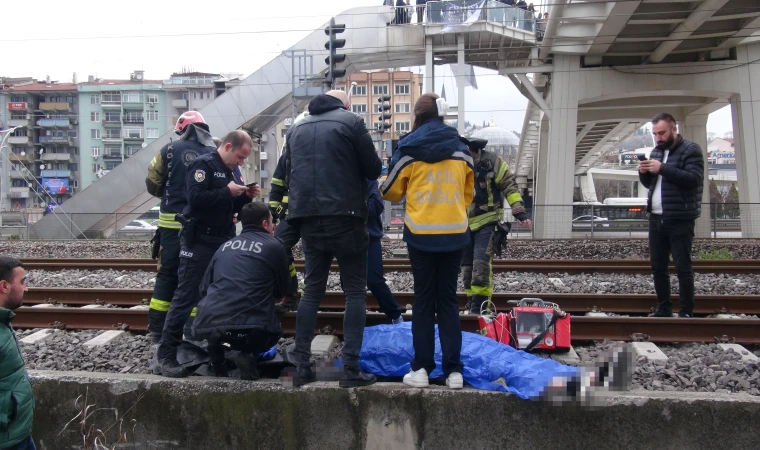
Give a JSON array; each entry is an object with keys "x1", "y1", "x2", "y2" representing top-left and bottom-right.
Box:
[
  {"x1": 636, "y1": 154, "x2": 648, "y2": 161},
  {"x1": 246, "y1": 182, "x2": 259, "y2": 188}
]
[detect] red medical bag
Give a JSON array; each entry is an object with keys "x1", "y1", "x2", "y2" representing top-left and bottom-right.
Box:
[{"x1": 477, "y1": 298, "x2": 571, "y2": 353}]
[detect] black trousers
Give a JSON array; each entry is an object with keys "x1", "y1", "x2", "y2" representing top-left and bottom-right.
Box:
[
  {"x1": 148, "y1": 227, "x2": 181, "y2": 337},
  {"x1": 207, "y1": 329, "x2": 282, "y2": 368},
  {"x1": 275, "y1": 217, "x2": 301, "y2": 297},
  {"x1": 648, "y1": 216, "x2": 696, "y2": 315},
  {"x1": 408, "y1": 245, "x2": 464, "y2": 377}
]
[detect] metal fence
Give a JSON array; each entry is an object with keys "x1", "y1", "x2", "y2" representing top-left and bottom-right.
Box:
[{"x1": 1, "y1": 203, "x2": 757, "y2": 240}]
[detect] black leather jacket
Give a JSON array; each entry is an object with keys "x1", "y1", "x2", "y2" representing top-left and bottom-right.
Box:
[{"x1": 285, "y1": 94, "x2": 382, "y2": 221}]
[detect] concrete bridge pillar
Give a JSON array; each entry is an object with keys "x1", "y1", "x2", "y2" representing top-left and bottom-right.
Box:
[
  {"x1": 682, "y1": 114, "x2": 711, "y2": 238},
  {"x1": 533, "y1": 54, "x2": 580, "y2": 239},
  {"x1": 730, "y1": 43, "x2": 760, "y2": 237}
]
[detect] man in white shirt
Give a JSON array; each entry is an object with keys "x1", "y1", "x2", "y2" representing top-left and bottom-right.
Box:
[{"x1": 639, "y1": 113, "x2": 704, "y2": 318}]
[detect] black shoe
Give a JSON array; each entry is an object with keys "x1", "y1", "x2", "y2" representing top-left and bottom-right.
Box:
[
  {"x1": 234, "y1": 352, "x2": 260, "y2": 380},
  {"x1": 470, "y1": 295, "x2": 488, "y2": 315},
  {"x1": 677, "y1": 312, "x2": 693, "y2": 318},
  {"x1": 339, "y1": 368, "x2": 377, "y2": 388},
  {"x1": 596, "y1": 344, "x2": 634, "y2": 392},
  {"x1": 648, "y1": 309, "x2": 672, "y2": 317},
  {"x1": 157, "y1": 358, "x2": 188, "y2": 378},
  {"x1": 286, "y1": 366, "x2": 316, "y2": 388},
  {"x1": 211, "y1": 362, "x2": 229, "y2": 378}
]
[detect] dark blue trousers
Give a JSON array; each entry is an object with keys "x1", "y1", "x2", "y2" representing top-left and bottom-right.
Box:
[{"x1": 367, "y1": 238, "x2": 402, "y2": 320}]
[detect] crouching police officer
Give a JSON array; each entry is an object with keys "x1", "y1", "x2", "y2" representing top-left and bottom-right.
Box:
[
  {"x1": 192, "y1": 202, "x2": 290, "y2": 379},
  {"x1": 145, "y1": 111, "x2": 217, "y2": 342},
  {"x1": 460, "y1": 137, "x2": 532, "y2": 315},
  {"x1": 156, "y1": 130, "x2": 259, "y2": 378}
]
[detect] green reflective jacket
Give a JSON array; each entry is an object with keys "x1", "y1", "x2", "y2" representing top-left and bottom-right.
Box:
[{"x1": 0, "y1": 307, "x2": 34, "y2": 449}]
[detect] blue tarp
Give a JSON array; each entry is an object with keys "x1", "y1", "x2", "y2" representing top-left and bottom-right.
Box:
[{"x1": 359, "y1": 323, "x2": 579, "y2": 400}]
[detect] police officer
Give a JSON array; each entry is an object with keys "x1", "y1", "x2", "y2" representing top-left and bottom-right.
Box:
[
  {"x1": 145, "y1": 111, "x2": 216, "y2": 342},
  {"x1": 192, "y1": 202, "x2": 290, "y2": 379},
  {"x1": 156, "y1": 130, "x2": 259, "y2": 378},
  {"x1": 460, "y1": 137, "x2": 532, "y2": 315}
]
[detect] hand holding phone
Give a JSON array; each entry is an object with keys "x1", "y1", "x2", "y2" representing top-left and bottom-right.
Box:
[{"x1": 636, "y1": 154, "x2": 647, "y2": 161}]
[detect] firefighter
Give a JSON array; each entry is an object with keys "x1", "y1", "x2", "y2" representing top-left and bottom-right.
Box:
[
  {"x1": 461, "y1": 137, "x2": 532, "y2": 315},
  {"x1": 145, "y1": 111, "x2": 217, "y2": 343},
  {"x1": 155, "y1": 130, "x2": 259, "y2": 378}
]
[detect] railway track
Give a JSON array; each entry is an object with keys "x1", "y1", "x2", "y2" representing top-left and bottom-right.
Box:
[
  {"x1": 12, "y1": 306, "x2": 760, "y2": 344},
  {"x1": 19, "y1": 258, "x2": 760, "y2": 274},
  {"x1": 23, "y1": 288, "x2": 760, "y2": 315}
]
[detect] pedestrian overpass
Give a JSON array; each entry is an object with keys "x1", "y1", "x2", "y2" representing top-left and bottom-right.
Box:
[{"x1": 32, "y1": 2, "x2": 540, "y2": 239}]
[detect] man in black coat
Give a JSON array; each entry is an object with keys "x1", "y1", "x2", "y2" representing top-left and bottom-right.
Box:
[
  {"x1": 639, "y1": 113, "x2": 704, "y2": 318},
  {"x1": 191, "y1": 202, "x2": 289, "y2": 380},
  {"x1": 285, "y1": 90, "x2": 382, "y2": 388}
]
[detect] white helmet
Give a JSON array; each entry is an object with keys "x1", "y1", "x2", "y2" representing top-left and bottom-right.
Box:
[{"x1": 281, "y1": 111, "x2": 310, "y2": 153}]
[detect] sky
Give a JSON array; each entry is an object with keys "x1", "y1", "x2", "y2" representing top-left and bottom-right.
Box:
[{"x1": 0, "y1": 0, "x2": 734, "y2": 136}]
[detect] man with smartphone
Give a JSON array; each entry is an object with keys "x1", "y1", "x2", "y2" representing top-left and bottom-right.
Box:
[{"x1": 639, "y1": 113, "x2": 704, "y2": 318}]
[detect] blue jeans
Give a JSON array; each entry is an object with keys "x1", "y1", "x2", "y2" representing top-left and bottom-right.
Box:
[
  {"x1": 8, "y1": 435, "x2": 36, "y2": 450},
  {"x1": 408, "y1": 245, "x2": 464, "y2": 377},
  {"x1": 367, "y1": 238, "x2": 402, "y2": 320},
  {"x1": 293, "y1": 217, "x2": 369, "y2": 369}
]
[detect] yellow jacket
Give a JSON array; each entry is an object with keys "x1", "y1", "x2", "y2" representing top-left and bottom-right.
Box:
[{"x1": 380, "y1": 120, "x2": 475, "y2": 251}]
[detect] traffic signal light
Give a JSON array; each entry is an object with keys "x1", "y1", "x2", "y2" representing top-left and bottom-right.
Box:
[
  {"x1": 378, "y1": 95, "x2": 392, "y2": 132},
  {"x1": 324, "y1": 18, "x2": 346, "y2": 87}
]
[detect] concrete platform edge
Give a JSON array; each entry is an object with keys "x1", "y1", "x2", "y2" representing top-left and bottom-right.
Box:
[{"x1": 28, "y1": 371, "x2": 760, "y2": 450}]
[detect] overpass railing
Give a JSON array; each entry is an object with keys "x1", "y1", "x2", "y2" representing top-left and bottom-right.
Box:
[{"x1": 390, "y1": 1, "x2": 536, "y2": 32}]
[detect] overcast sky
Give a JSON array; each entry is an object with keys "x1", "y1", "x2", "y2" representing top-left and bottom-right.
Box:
[{"x1": 1, "y1": 0, "x2": 733, "y2": 136}]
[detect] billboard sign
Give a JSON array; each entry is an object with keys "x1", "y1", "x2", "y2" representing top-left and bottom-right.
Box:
[{"x1": 40, "y1": 178, "x2": 69, "y2": 195}]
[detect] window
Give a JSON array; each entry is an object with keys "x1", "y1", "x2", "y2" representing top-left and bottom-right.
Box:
[
  {"x1": 69, "y1": 163, "x2": 78, "y2": 171},
  {"x1": 145, "y1": 111, "x2": 159, "y2": 121},
  {"x1": 395, "y1": 122, "x2": 411, "y2": 133},
  {"x1": 10, "y1": 95, "x2": 28, "y2": 103},
  {"x1": 104, "y1": 112, "x2": 121, "y2": 122},
  {"x1": 90, "y1": 112, "x2": 100, "y2": 122},
  {"x1": 146, "y1": 93, "x2": 159, "y2": 103},
  {"x1": 125, "y1": 146, "x2": 141, "y2": 157},
  {"x1": 336, "y1": 86, "x2": 345, "y2": 92},
  {"x1": 193, "y1": 91, "x2": 197, "y2": 100},
  {"x1": 90, "y1": 94, "x2": 101, "y2": 104},
  {"x1": 351, "y1": 85, "x2": 366, "y2": 96},
  {"x1": 67, "y1": 130, "x2": 77, "y2": 138},
  {"x1": 105, "y1": 161, "x2": 121, "y2": 170},
  {"x1": 373, "y1": 104, "x2": 383, "y2": 114},
  {"x1": 373, "y1": 122, "x2": 385, "y2": 131},
  {"x1": 91, "y1": 129, "x2": 101, "y2": 139},
  {"x1": 146, "y1": 128, "x2": 159, "y2": 139},
  {"x1": 10, "y1": 113, "x2": 27, "y2": 120},
  {"x1": 92, "y1": 164, "x2": 99, "y2": 173},
  {"x1": 395, "y1": 84, "x2": 410, "y2": 95},
  {"x1": 395, "y1": 103, "x2": 411, "y2": 113},
  {"x1": 72, "y1": 180, "x2": 78, "y2": 188},
  {"x1": 105, "y1": 146, "x2": 121, "y2": 157},
  {"x1": 373, "y1": 85, "x2": 388, "y2": 95},
  {"x1": 122, "y1": 93, "x2": 143, "y2": 103},
  {"x1": 102, "y1": 91, "x2": 121, "y2": 103},
  {"x1": 104, "y1": 129, "x2": 121, "y2": 139},
  {"x1": 123, "y1": 128, "x2": 143, "y2": 139},
  {"x1": 91, "y1": 146, "x2": 101, "y2": 158},
  {"x1": 351, "y1": 104, "x2": 367, "y2": 114},
  {"x1": 180, "y1": 91, "x2": 188, "y2": 100}
]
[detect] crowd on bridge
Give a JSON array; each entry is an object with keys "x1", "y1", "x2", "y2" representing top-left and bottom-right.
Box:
[{"x1": 0, "y1": 86, "x2": 705, "y2": 448}]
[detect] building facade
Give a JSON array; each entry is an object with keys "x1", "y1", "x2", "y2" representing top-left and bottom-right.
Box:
[
  {"x1": 1, "y1": 80, "x2": 79, "y2": 211},
  {"x1": 334, "y1": 70, "x2": 423, "y2": 149},
  {"x1": 162, "y1": 71, "x2": 243, "y2": 132},
  {"x1": 78, "y1": 71, "x2": 167, "y2": 188}
]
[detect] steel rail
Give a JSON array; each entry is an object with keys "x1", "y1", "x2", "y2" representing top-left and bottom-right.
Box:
[
  {"x1": 23, "y1": 288, "x2": 760, "y2": 315},
  {"x1": 12, "y1": 308, "x2": 760, "y2": 344},
  {"x1": 20, "y1": 258, "x2": 760, "y2": 274}
]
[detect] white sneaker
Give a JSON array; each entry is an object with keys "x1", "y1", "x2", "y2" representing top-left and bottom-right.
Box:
[
  {"x1": 403, "y1": 368, "x2": 429, "y2": 388},
  {"x1": 446, "y1": 372, "x2": 463, "y2": 389}
]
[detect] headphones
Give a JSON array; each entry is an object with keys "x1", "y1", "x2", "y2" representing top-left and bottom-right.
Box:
[{"x1": 436, "y1": 97, "x2": 448, "y2": 117}]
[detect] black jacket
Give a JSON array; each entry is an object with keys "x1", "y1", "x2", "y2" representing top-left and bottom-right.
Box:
[
  {"x1": 184, "y1": 151, "x2": 252, "y2": 237},
  {"x1": 285, "y1": 94, "x2": 382, "y2": 221},
  {"x1": 145, "y1": 124, "x2": 216, "y2": 229},
  {"x1": 639, "y1": 135, "x2": 704, "y2": 220},
  {"x1": 192, "y1": 227, "x2": 290, "y2": 337},
  {"x1": 366, "y1": 179, "x2": 384, "y2": 239}
]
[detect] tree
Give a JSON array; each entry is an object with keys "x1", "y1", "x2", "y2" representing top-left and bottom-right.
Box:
[
  {"x1": 725, "y1": 182, "x2": 740, "y2": 218},
  {"x1": 709, "y1": 180, "x2": 723, "y2": 218}
]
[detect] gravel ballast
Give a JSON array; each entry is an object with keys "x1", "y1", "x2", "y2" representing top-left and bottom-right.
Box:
[
  {"x1": 16, "y1": 330, "x2": 759, "y2": 396},
  {"x1": 25, "y1": 269, "x2": 760, "y2": 296},
  {"x1": 3, "y1": 238, "x2": 760, "y2": 260}
]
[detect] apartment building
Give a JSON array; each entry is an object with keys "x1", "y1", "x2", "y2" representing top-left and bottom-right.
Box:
[
  {"x1": 78, "y1": 71, "x2": 167, "y2": 188},
  {"x1": 334, "y1": 70, "x2": 423, "y2": 148},
  {"x1": 162, "y1": 71, "x2": 243, "y2": 131},
  {"x1": 0, "y1": 80, "x2": 79, "y2": 211}
]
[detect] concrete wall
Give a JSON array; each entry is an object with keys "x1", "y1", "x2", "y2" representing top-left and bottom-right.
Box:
[{"x1": 28, "y1": 371, "x2": 760, "y2": 450}]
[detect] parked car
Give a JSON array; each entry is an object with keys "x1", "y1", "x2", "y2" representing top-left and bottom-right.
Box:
[
  {"x1": 121, "y1": 220, "x2": 157, "y2": 232},
  {"x1": 572, "y1": 215, "x2": 610, "y2": 229}
]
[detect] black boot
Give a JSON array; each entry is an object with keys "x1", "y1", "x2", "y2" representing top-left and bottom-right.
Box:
[
  {"x1": 157, "y1": 358, "x2": 188, "y2": 378},
  {"x1": 234, "y1": 352, "x2": 260, "y2": 380},
  {"x1": 275, "y1": 290, "x2": 300, "y2": 314},
  {"x1": 282, "y1": 366, "x2": 316, "y2": 388},
  {"x1": 339, "y1": 367, "x2": 377, "y2": 388},
  {"x1": 464, "y1": 296, "x2": 473, "y2": 314},
  {"x1": 211, "y1": 363, "x2": 229, "y2": 378},
  {"x1": 470, "y1": 294, "x2": 488, "y2": 315}
]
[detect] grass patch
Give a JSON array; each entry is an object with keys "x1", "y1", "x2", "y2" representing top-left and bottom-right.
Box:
[{"x1": 698, "y1": 248, "x2": 733, "y2": 260}]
